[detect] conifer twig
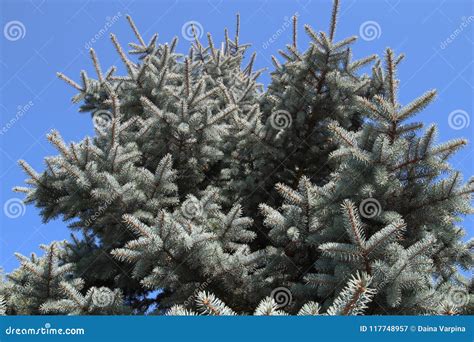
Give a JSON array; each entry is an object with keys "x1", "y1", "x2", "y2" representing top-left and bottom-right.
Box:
[
  {"x1": 329, "y1": 0, "x2": 340, "y2": 42},
  {"x1": 89, "y1": 48, "x2": 103, "y2": 82},
  {"x1": 207, "y1": 33, "x2": 217, "y2": 61},
  {"x1": 110, "y1": 34, "x2": 135, "y2": 76},
  {"x1": 385, "y1": 48, "x2": 396, "y2": 106},
  {"x1": 56, "y1": 72, "x2": 83, "y2": 91},
  {"x1": 184, "y1": 58, "x2": 191, "y2": 97},
  {"x1": 292, "y1": 15, "x2": 298, "y2": 49},
  {"x1": 244, "y1": 52, "x2": 256, "y2": 76},
  {"x1": 47, "y1": 130, "x2": 71, "y2": 159},
  {"x1": 126, "y1": 15, "x2": 146, "y2": 47},
  {"x1": 192, "y1": 24, "x2": 202, "y2": 49},
  {"x1": 224, "y1": 28, "x2": 230, "y2": 54},
  {"x1": 18, "y1": 160, "x2": 40, "y2": 183},
  {"x1": 235, "y1": 13, "x2": 240, "y2": 49}
]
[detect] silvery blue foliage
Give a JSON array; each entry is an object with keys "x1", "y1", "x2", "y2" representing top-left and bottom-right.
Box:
[{"x1": 2, "y1": 1, "x2": 472, "y2": 315}]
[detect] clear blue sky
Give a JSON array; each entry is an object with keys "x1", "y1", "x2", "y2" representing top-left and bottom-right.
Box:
[{"x1": 0, "y1": 0, "x2": 472, "y2": 273}]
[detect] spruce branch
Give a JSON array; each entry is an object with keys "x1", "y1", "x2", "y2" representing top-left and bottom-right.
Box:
[
  {"x1": 254, "y1": 297, "x2": 287, "y2": 316},
  {"x1": 243, "y1": 52, "x2": 257, "y2": 76},
  {"x1": 0, "y1": 296, "x2": 6, "y2": 316},
  {"x1": 56, "y1": 72, "x2": 83, "y2": 91},
  {"x1": 292, "y1": 14, "x2": 298, "y2": 49},
  {"x1": 89, "y1": 48, "x2": 104, "y2": 83},
  {"x1": 397, "y1": 89, "x2": 437, "y2": 122},
  {"x1": 166, "y1": 305, "x2": 197, "y2": 315},
  {"x1": 46, "y1": 130, "x2": 71, "y2": 159},
  {"x1": 297, "y1": 302, "x2": 321, "y2": 315},
  {"x1": 184, "y1": 57, "x2": 191, "y2": 98},
  {"x1": 341, "y1": 199, "x2": 366, "y2": 248},
  {"x1": 9, "y1": 5, "x2": 472, "y2": 317},
  {"x1": 235, "y1": 13, "x2": 240, "y2": 49},
  {"x1": 196, "y1": 291, "x2": 236, "y2": 315},
  {"x1": 110, "y1": 33, "x2": 135, "y2": 76},
  {"x1": 384, "y1": 48, "x2": 397, "y2": 106},
  {"x1": 18, "y1": 160, "x2": 40, "y2": 183},
  {"x1": 329, "y1": 0, "x2": 340, "y2": 42},
  {"x1": 126, "y1": 15, "x2": 146, "y2": 47},
  {"x1": 327, "y1": 272, "x2": 376, "y2": 315}
]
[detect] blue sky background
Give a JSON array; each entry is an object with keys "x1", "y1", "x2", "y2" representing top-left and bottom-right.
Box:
[{"x1": 0, "y1": 0, "x2": 472, "y2": 273}]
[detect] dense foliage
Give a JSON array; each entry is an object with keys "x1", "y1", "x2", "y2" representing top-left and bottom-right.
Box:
[{"x1": 2, "y1": 1, "x2": 472, "y2": 316}]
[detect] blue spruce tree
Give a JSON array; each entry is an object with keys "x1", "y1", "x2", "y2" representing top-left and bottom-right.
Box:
[{"x1": 1, "y1": 0, "x2": 472, "y2": 315}]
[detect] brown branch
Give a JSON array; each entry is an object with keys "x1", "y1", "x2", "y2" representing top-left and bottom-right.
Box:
[{"x1": 341, "y1": 283, "x2": 364, "y2": 315}]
